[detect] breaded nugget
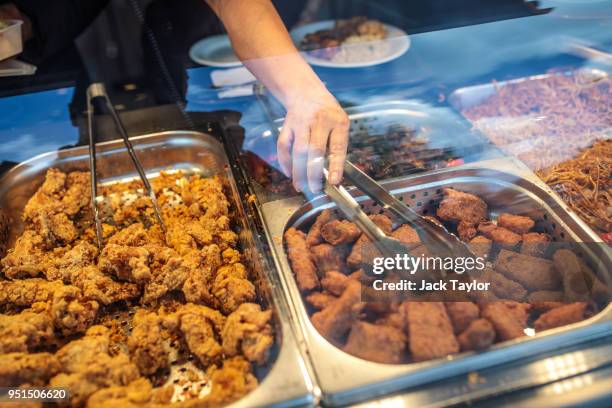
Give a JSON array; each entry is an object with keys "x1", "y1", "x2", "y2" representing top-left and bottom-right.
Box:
[
  {"x1": 457, "y1": 221, "x2": 477, "y2": 242},
  {"x1": 347, "y1": 215, "x2": 393, "y2": 268},
  {"x1": 343, "y1": 321, "x2": 405, "y2": 364},
  {"x1": 488, "y1": 227, "x2": 522, "y2": 249},
  {"x1": 468, "y1": 235, "x2": 492, "y2": 260},
  {"x1": 321, "y1": 220, "x2": 361, "y2": 245},
  {"x1": 521, "y1": 232, "x2": 551, "y2": 257},
  {"x1": 497, "y1": 213, "x2": 535, "y2": 234},
  {"x1": 445, "y1": 302, "x2": 480, "y2": 334},
  {"x1": 482, "y1": 301, "x2": 530, "y2": 341},
  {"x1": 306, "y1": 292, "x2": 337, "y2": 310},
  {"x1": 404, "y1": 302, "x2": 459, "y2": 362},
  {"x1": 321, "y1": 271, "x2": 352, "y2": 296},
  {"x1": 391, "y1": 224, "x2": 421, "y2": 247},
  {"x1": 479, "y1": 266, "x2": 526, "y2": 301},
  {"x1": 284, "y1": 228, "x2": 320, "y2": 292},
  {"x1": 307, "y1": 209, "x2": 336, "y2": 247},
  {"x1": 527, "y1": 290, "x2": 565, "y2": 313},
  {"x1": 534, "y1": 302, "x2": 591, "y2": 331},
  {"x1": 494, "y1": 249, "x2": 560, "y2": 291},
  {"x1": 310, "y1": 244, "x2": 348, "y2": 274},
  {"x1": 458, "y1": 319, "x2": 495, "y2": 351},
  {"x1": 311, "y1": 281, "x2": 362, "y2": 344},
  {"x1": 436, "y1": 189, "x2": 487, "y2": 224},
  {"x1": 553, "y1": 249, "x2": 590, "y2": 301}
]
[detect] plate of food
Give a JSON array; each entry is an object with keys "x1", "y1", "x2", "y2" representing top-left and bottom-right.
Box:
[{"x1": 291, "y1": 17, "x2": 410, "y2": 68}]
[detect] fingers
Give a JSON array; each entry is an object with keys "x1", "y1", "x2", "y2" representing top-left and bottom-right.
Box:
[
  {"x1": 307, "y1": 115, "x2": 330, "y2": 193},
  {"x1": 291, "y1": 126, "x2": 310, "y2": 192},
  {"x1": 327, "y1": 114, "x2": 350, "y2": 185},
  {"x1": 277, "y1": 124, "x2": 293, "y2": 177}
]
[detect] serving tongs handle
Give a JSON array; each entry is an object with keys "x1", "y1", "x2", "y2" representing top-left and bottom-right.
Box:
[
  {"x1": 342, "y1": 160, "x2": 474, "y2": 260},
  {"x1": 86, "y1": 83, "x2": 166, "y2": 249}
]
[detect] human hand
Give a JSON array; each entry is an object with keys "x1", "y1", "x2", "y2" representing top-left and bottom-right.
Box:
[{"x1": 277, "y1": 86, "x2": 349, "y2": 193}]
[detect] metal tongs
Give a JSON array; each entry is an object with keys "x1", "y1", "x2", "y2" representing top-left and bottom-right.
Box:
[
  {"x1": 86, "y1": 83, "x2": 166, "y2": 249},
  {"x1": 324, "y1": 161, "x2": 475, "y2": 267}
]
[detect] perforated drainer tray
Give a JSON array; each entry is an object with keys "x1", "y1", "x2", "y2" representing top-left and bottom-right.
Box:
[{"x1": 262, "y1": 157, "x2": 612, "y2": 406}]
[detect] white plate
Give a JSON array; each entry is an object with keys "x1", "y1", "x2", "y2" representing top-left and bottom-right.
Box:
[
  {"x1": 189, "y1": 34, "x2": 241, "y2": 67},
  {"x1": 291, "y1": 20, "x2": 410, "y2": 68}
]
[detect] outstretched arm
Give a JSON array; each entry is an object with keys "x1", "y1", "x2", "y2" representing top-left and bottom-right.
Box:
[{"x1": 207, "y1": 0, "x2": 349, "y2": 192}]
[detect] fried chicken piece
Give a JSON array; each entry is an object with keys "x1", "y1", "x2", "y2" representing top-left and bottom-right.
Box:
[
  {"x1": 321, "y1": 220, "x2": 360, "y2": 246},
  {"x1": 50, "y1": 326, "x2": 140, "y2": 407},
  {"x1": 404, "y1": 302, "x2": 459, "y2": 362},
  {"x1": 212, "y1": 263, "x2": 256, "y2": 314},
  {"x1": 107, "y1": 223, "x2": 151, "y2": 246},
  {"x1": 285, "y1": 228, "x2": 320, "y2": 292},
  {"x1": 0, "y1": 352, "x2": 61, "y2": 386},
  {"x1": 48, "y1": 241, "x2": 140, "y2": 305},
  {"x1": 311, "y1": 280, "x2": 362, "y2": 344},
  {"x1": 534, "y1": 302, "x2": 592, "y2": 331},
  {"x1": 321, "y1": 271, "x2": 354, "y2": 296},
  {"x1": 346, "y1": 215, "x2": 393, "y2": 268},
  {"x1": 182, "y1": 245, "x2": 221, "y2": 306},
  {"x1": 141, "y1": 248, "x2": 192, "y2": 304},
  {"x1": 199, "y1": 357, "x2": 258, "y2": 407},
  {"x1": 521, "y1": 232, "x2": 551, "y2": 257},
  {"x1": 51, "y1": 285, "x2": 99, "y2": 336},
  {"x1": 0, "y1": 278, "x2": 66, "y2": 306},
  {"x1": 458, "y1": 319, "x2": 495, "y2": 351},
  {"x1": 488, "y1": 227, "x2": 522, "y2": 249},
  {"x1": 553, "y1": 249, "x2": 591, "y2": 301},
  {"x1": 477, "y1": 221, "x2": 497, "y2": 237},
  {"x1": 127, "y1": 310, "x2": 168, "y2": 376},
  {"x1": 392, "y1": 224, "x2": 421, "y2": 247},
  {"x1": 457, "y1": 221, "x2": 477, "y2": 242},
  {"x1": 1, "y1": 230, "x2": 50, "y2": 279},
  {"x1": 99, "y1": 244, "x2": 151, "y2": 284},
  {"x1": 311, "y1": 243, "x2": 348, "y2": 274},
  {"x1": 444, "y1": 302, "x2": 480, "y2": 334},
  {"x1": 468, "y1": 235, "x2": 492, "y2": 260},
  {"x1": 343, "y1": 321, "x2": 405, "y2": 364},
  {"x1": 306, "y1": 292, "x2": 337, "y2": 310},
  {"x1": 482, "y1": 301, "x2": 531, "y2": 341},
  {"x1": 307, "y1": 209, "x2": 336, "y2": 247},
  {"x1": 436, "y1": 189, "x2": 487, "y2": 225},
  {"x1": 86, "y1": 378, "x2": 173, "y2": 408},
  {"x1": 222, "y1": 303, "x2": 273, "y2": 364},
  {"x1": 494, "y1": 249, "x2": 560, "y2": 291},
  {"x1": 479, "y1": 266, "x2": 527, "y2": 301},
  {"x1": 0, "y1": 305, "x2": 54, "y2": 353},
  {"x1": 163, "y1": 303, "x2": 226, "y2": 367},
  {"x1": 527, "y1": 290, "x2": 565, "y2": 313},
  {"x1": 23, "y1": 169, "x2": 90, "y2": 220},
  {"x1": 375, "y1": 312, "x2": 405, "y2": 332},
  {"x1": 497, "y1": 213, "x2": 535, "y2": 234},
  {"x1": 29, "y1": 209, "x2": 78, "y2": 248}
]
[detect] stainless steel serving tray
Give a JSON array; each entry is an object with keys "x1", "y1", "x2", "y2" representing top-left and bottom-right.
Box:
[
  {"x1": 448, "y1": 68, "x2": 609, "y2": 112},
  {"x1": 242, "y1": 100, "x2": 499, "y2": 203},
  {"x1": 0, "y1": 131, "x2": 315, "y2": 408},
  {"x1": 261, "y1": 156, "x2": 612, "y2": 406}
]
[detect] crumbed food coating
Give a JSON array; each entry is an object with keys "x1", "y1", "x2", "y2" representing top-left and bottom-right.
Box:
[
  {"x1": 0, "y1": 169, "x2": 273, "y2": 406},
  {"x1": 436, "y1": 189, "x2": 487, "y2": 224},
  {"x1": 343, "y1": 321, "x2": 405, "y2": 363}
]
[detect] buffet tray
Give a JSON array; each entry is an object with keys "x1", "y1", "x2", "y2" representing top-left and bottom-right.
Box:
[
  {"x1": 447, "y1": 68, "x2": 609, "y2": 112},
  {"x1": 241, "y1": 100, "x2": 500, "y2": 203},
  {"x1": 261, "y1": 156, "x2": 611, "y2": 406},
  {"x1": 0, "y1": 131, "x2": 315, "y2": 408}
]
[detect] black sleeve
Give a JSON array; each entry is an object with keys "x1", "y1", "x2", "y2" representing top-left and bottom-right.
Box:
[{"x1": 13, "y1": 0, "x2": 110, "y2": 61}]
